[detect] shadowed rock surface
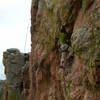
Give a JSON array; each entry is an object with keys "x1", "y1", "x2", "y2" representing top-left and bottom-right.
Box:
[{"x1": 0, "y1": 80, "x2": 5, "y2": 100}]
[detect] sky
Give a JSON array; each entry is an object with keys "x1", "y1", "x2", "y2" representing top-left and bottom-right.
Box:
[{"x1": 0, "y1": 0, "x2": 31, "y2": 80}]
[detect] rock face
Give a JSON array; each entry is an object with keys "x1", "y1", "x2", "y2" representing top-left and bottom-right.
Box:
[
  {"x1": 0, "y1": 80, "x2": 5, "y2": 100},
  {"x1": 29, "y1": 0, "x2": 100, "y2": 100},
  {"x1": 3, "y1": 49, "x2": 29, "y2": 100},
  {"x1": 2, "y1": 0, "x2": 100, "y2": 100}
]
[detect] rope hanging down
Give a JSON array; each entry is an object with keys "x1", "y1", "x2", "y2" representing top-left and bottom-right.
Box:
[
  {"x1": 23, "y1": 0, "x2": 31, "y2": 52},
  {"x1": 24, "y1": 22, "x2": 30, "y2": 52}
]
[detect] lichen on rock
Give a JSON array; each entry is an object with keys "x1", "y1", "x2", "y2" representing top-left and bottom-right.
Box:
[{"x1": 3, "y1": 48, "x2": 29, "y2": 100}]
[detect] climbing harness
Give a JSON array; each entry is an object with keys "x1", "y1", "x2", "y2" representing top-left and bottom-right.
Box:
[{"x1": 60, "y1": 44, "x2": 68, "y2": 52}]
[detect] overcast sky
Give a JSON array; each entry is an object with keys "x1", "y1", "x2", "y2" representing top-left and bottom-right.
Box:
[{"x1": 0, "y1": 0, "x2": 31, "y2": 80}]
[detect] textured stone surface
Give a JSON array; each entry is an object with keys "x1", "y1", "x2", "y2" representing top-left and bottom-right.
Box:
[
  {"x1": 72, "y1": 0, "x2": 100, "y2": 89},
  {"x1": 71, "y1": 6, "x2": 100, "y2": 68},
  {"x1": 22, "y1": 61, "x2": 30, "y2": 100},
  {"x1": 0, "y1": 80, "x2": 5, "y2": 100},
  {"x1": 29, "y1": 0, "x2": 100, "y2": 100},
  {"x1": 3, "y1": 49, "x2": 29, "y2": 100}
]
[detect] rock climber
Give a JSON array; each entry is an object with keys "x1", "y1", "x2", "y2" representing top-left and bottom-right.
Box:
[
  {"x1": 59, "y1": 25, "x2": 73, "y2": 69},
  {"x1": 59, "y1": 26, "x2": 68, "y2": 68}
]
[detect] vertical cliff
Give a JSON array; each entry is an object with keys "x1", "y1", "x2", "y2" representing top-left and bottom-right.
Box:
[
  {"x1": 2, "y1": 0, "x2": 100, "y2": 100},
  {"x1": 29, "y1": 0, "x2": 100, "y2": 100}
]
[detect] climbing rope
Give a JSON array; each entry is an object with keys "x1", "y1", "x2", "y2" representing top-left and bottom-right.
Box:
[
  {"x1": 24, "y1": 21, "x2": 30, "y2": 52},
  {"x1": 24, "y1": 0, "x2": 31, "y2": 52}
]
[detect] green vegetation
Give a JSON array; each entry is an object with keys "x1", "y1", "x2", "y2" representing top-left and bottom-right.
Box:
[
  {"x1": 59, "y1": 32, "x2": 68, "y2": 45},
  {"x1": 8, "y1": 89, "x2": 22, "y2": 100},
  {"x1": 8, "y1": 89, "x2": 18, "y2": 100},
  {"x1": 66, "y1": 81, "x2": 71, "y2": 100}
]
